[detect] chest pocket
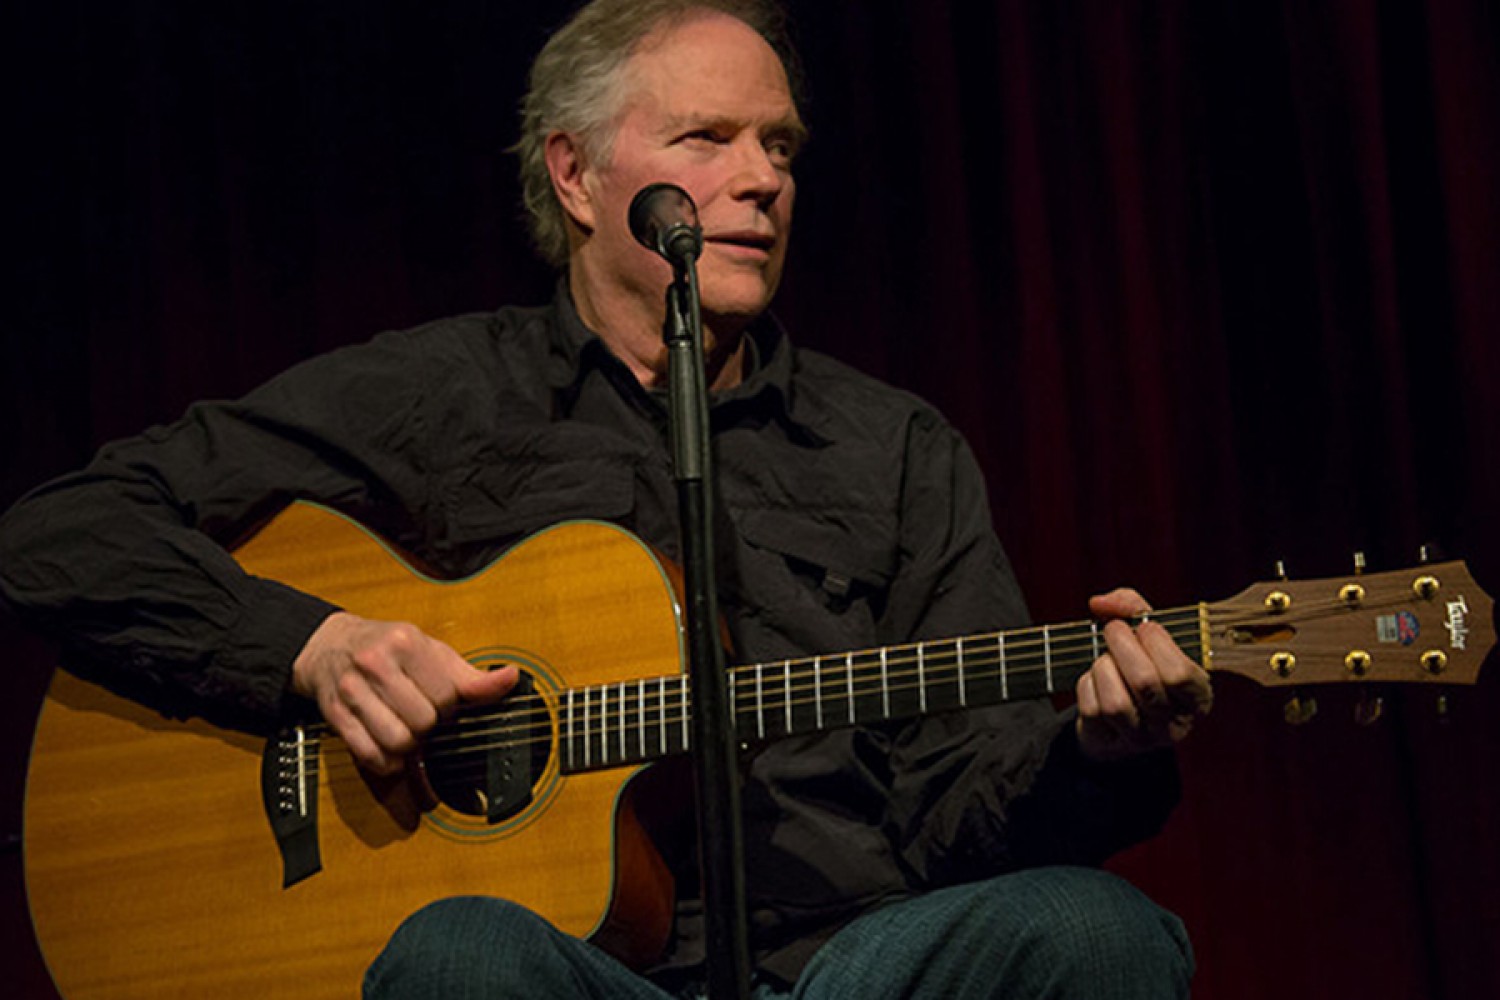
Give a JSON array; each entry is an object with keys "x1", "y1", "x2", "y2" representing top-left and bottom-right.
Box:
[{"x1": 734, "y1": 507, "x2": 899, "y2": 638}]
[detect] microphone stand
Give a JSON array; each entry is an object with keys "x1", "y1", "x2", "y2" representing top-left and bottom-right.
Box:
[{"x1": 662, "y1": 255, "x2": 752, "y2": 1000}]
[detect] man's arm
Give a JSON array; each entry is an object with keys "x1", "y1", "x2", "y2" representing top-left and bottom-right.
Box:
[
  {"x1": 0, "y1": 325, "x2": 511, "y2": 764},
  {"x1": 878, "y1": 410, "x2": 1206, "y2": 884}
]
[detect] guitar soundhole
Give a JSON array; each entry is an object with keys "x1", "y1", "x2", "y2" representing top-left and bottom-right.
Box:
[{"x1": 420, "y1": 673, "x2": 554, "y2": 823}]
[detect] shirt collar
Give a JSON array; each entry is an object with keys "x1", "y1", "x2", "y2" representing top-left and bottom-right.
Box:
[{"x1": 544, "y1": 277, "x2": 812, "y2": 438}]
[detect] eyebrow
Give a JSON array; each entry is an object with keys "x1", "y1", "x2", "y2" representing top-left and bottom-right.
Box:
[{"x1": 663, "y1": 111, "x2": 811, "y2": 150}]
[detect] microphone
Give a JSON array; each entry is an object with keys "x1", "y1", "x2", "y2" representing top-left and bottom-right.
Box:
[{"x1": 629, "y1": 182, "x2": 703, "y2": 266}]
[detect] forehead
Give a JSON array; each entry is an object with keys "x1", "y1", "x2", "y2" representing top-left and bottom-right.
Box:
[{"x1": 618, "y1": 13, "x2": 802, "y2": 132}]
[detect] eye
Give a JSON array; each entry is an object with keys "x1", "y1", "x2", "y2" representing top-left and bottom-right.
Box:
[
  {"x1": 765, "y1": 137, "x2": 798, "y2": 166},
  {"x1": 681, "y1": 129, "x2": 727, "y2": 146}
]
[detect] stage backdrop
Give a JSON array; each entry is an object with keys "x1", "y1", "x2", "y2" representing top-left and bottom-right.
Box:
[{"x1": 3, "y1": 2, "x2": 1497, "y2": 997}]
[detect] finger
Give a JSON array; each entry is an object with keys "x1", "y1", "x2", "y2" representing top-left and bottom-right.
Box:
[
  {"x1": 320, "y1": 678, "x2": 395, "y2": 775},
  {"x1": 1101, "y1": 619, "x2": 1170, "y2": 721},
  {"x1": 1087, "y1": 652, "x2": 1141, "y2": 731},
  {"x1": 359, "y1": 643, "x2": 445, "y2": 735},
  {"x1": 1088, "y1": 587, "x2": 1152, "y2": 621},
  {"x1": 1076, "y1": 669, "x2": 1101, "y2": 720},
  {"x1": 337, "y1": 666, "x2": 420, "y2": 766},
  {"x1": 1136, "y1": 621, "x2": 1214, "y2": 716}
]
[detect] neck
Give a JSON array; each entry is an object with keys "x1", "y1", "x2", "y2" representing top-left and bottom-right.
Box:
[{"x1": 568, "y1": 267, "x2": 748, "y2": 392}]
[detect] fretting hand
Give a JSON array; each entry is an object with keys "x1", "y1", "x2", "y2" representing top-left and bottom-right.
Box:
[{"x1": 1075, "y1": 588, "x2": 1213, "y2": 763}]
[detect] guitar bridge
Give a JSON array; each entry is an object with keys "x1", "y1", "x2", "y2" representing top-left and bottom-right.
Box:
[{"x1": 260, "y1": 724, "x2": 322, "y2": 888}]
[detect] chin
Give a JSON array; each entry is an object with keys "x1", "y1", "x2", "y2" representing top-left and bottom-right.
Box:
[{"x1": 699, "y1": 276, "x2": 779, "y2": 325}]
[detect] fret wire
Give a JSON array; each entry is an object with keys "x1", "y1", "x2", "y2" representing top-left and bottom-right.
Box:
[
  {"x1": 638, "y1": 679, "x2": 646, "y2": 759},
  {"x1": 566, "y1": 688, "x2": 576, "y2": 770},
  {"x1": 845, "y1": 652, "x2": 855, "y2": 724},
  {"x1": 814, "y1": 655, "x2": 823, "y2": 730},
  {"x1": 583, "y1": 686, "x2": 592, "y2": 768},
  {"x1": 784, "y1": 659, "x2": 793, "y2": 734},
  {"x1": 917, "y1": 641, "x2": 927, "y2": 714},
  {"x1": 591, "y1": 683, "x2": 603, "y2": 761},
  {"x1": 1043, "y1": 625, "x2": 1053, "y2": 693},
  {"x1": 618, "y1": 681, "x2": 626, "y2": 762},
  {"x1": 659, "y1": 676, "x2": 667, "y2": 756},
  {"x1": 956, "y1": 637, "x2": 967, "y2": 707},
  {"x1": 881, "y1": 647, "x2": 890, "y2": 717},
  {"x1": 756, "y1": 661, "x2": 766, "y2": 740},
  {"x1": 999, "y1": 632, "x2": 1008, "y2": 700},
  {"x1": 679, "y1": 676, "x2": 689, "y2": 751}
]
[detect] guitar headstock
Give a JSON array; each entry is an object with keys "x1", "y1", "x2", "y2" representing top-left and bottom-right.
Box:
[{"x1": 1204, "y1": 560, "x2": 1494, "y2": 688}]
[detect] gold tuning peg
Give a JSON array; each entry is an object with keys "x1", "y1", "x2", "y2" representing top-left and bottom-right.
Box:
[
  {"x1": 1354, "y1": 694, "x2": 1384, "y2": 726},
  {"x1": 1284, "y1": 694, "x2": 1318, "y2": 726},
  {"x1": 1353, "y1": 551, "x2": 1366, "y2": 575}
]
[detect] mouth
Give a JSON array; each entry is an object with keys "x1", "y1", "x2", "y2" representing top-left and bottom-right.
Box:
[{"x1": 704, "y1": 231, "x2": 776, "y2": 257}]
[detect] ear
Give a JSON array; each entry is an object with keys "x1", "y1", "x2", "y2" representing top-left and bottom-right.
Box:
[{"x1": 544, "y1": 131, "x2": 599, "y2": 234}]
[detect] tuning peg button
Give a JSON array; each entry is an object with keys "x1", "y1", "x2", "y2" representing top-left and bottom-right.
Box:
[
  {"x1": 1284, "y1": 694, "x2": 1318, "y2": 726},
  {"x1": 1354, "y1": 695, "x2": 1384, "y2": 726}
]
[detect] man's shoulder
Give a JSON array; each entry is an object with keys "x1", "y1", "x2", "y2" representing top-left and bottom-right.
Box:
[
  {"x1": 364, "y1": 303, "x2": 553, "y2": 361},
  {"x1": 787, "y1": 344, "x2": 949, "y2": 437}
]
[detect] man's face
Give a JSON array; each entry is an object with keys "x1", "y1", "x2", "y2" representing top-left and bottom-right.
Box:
[{"x1": 579, "y1": 13, "x2": 805, "y2": 328}]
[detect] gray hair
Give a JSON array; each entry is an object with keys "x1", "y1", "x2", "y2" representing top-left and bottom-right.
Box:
[{"x1": 514, "y1": 0, "x2": 803, "y2": 267}]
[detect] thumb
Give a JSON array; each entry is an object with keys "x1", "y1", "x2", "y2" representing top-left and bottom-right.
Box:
[{"x1": 455, "y1": 663, "x2": 520, "y2": 704}]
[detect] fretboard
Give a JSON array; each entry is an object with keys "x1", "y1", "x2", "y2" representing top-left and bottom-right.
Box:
[{"x1": 558, "y1": 610, "x2": 1205, "y2": 775}]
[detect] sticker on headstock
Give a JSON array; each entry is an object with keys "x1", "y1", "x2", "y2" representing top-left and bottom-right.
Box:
[
  {"x1": 1376, "y1": 611, "x2": 1420, "y2": 646},
  {"x1": 1446, "y1": 597, "x2": 1471, "y2": 650}
]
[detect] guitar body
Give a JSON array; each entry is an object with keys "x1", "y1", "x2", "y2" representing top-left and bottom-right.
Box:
[{"x1": 24, "y1": 503, "x2": 684, "y2": 999}]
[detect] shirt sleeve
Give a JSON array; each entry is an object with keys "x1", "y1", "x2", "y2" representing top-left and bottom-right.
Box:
[
  {"x1": 878, "y1": 409, "x2": 1180, "y2": 886},
  {"x1": 0, "y1": 331, "x2": 446, "y2": 723}
]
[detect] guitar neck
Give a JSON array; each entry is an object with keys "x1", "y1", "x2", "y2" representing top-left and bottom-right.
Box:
[
  {"x1": 556, "y1": 608, "x2": 1207, "y2": 774},
  {"x1": 552, "y1": 555, "x2": 1496, "y2": 774}
]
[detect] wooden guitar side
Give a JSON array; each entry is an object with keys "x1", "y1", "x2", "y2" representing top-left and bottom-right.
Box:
[{"x1": 24, "y1": 503, "x2": 684, "y2": 999}]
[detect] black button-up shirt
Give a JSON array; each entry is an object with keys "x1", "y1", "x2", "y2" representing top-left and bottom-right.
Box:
[{"x1": 0, "y1": 286, "x2": 1178, "y2": 986}]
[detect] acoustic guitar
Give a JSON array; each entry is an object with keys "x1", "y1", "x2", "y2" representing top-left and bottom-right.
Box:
[{"x1": 23, "y1": 501, "x2": 1494, "y2": 999}]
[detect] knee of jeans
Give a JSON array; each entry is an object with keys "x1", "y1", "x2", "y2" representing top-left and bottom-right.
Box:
[
  {"x1": 979, "y1": 868, "x2": 1193, "y2": 985},
  {"x1": 365, "y1": 896, "x2": 551, "y2": 997},
  {"x1": 390, "y1": 896, "x2": 544, "y2": 949}
]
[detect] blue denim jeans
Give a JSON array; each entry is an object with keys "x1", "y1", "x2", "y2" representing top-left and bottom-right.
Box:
[{"x1": 363, "y1": 866, "x2": 1192, "y2": 999}]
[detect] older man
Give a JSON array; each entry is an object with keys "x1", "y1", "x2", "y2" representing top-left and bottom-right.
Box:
[{"x1": 0, "y1": 1, "x2": 1209, "y2": 997}]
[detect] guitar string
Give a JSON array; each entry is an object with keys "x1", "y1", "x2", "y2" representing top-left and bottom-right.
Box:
[
  {"x1": 299, "y1": 618, "x2": 1202, "y2": 785},
  {"x1": 410, "y1": 594, "x2": 1339, "y2": 756},
  {"x1": 294, "y1": 606, "x2": 1198, "y2": 743},
  {"x1": 298, "y1": 598, "x2": 1337, "y2": 783},
  {"x1": 298, "y1": 595, "x2": 1404, "y2": 789},
  {"x1": 419, "y1": 592, "x2": 1386, "y2": 740},
  {"x1": 405, "y1": 609, "x2": 1203, "y2": 753},
  {"x1": 302, "y1": 615, "x2": 1212, "y2": 787}
]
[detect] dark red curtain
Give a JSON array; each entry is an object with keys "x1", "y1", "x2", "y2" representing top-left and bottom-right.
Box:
[{"x1": 4, "y1": 2, "x2": 1498, "y2": 997}]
